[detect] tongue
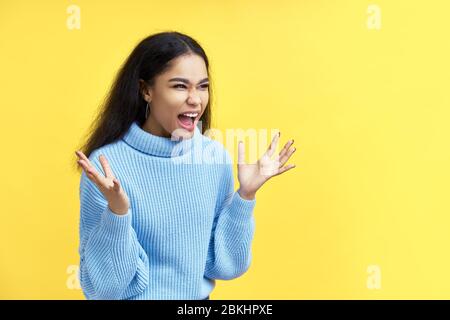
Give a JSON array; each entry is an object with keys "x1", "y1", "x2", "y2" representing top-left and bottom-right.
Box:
[{"x1": 178, "y1": 115, "x2": 193, "y2": 126}]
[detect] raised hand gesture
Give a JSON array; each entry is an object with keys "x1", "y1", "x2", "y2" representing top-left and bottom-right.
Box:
[
  {"x1": 76, "y1": 151, "x2": 130, "y2": 215},
  {"x1": 237, "y1": 132, "x2": 296, "y2": 200}
]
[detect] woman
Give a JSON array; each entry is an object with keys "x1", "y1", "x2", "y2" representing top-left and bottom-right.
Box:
[{"x1": 75, "y1": 31, "x2": 296, "y2": 300}]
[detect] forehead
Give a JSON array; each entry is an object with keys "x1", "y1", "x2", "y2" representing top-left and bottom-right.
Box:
[{"x1": 161, "y1": 54, "x2": 208, "y2": 80}]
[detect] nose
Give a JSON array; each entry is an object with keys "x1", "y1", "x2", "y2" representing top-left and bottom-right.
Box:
[{"x1": 187, "y1": 92, "x2": 202, "y2": 106}]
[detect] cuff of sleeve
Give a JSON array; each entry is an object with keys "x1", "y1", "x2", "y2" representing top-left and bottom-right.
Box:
[
  {"x1": 100, "y1": 206, "x2": 132, "y2": 241},
  {"x1": 229, "y1": 191, "x2": 256, "y2": 223}
]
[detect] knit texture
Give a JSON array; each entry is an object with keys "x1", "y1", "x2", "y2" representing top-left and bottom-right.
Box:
[{"x1": 78, "y1": 120, "x2": 256, "y2": 300}]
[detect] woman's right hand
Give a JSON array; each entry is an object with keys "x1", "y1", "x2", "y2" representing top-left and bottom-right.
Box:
[{"x1": 76, "y1": 150, "x2": 130, "y2": 215}]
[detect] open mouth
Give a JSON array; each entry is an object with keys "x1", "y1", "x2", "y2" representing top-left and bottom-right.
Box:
[{"x1": 177, "y1": 112, "x2": 199, "y2": 130}]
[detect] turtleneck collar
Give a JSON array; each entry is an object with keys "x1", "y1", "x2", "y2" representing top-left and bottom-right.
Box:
[{"x1": 121, "y1": 120, "x2": 202, "y2": 158}]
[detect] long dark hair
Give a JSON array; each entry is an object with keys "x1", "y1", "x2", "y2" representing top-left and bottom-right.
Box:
[{"x1": 74, "y1": 31, "x2": 213, "y2": 172}]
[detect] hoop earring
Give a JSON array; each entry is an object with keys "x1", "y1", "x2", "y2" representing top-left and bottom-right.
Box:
[{"x1": 145, "y1": 102, "x2": 151, "y2": 119}]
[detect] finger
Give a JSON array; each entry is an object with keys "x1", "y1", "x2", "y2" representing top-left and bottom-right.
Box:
[
  {"x1": 75, "y1": 151, "x2": 95, "y2": 175},
  {"x1": 279, "y1": 146, "x2": 297, "y2": 167},
  {"x1": 77, "y1": 159, "x2": 93, "y2": 177},
  {"x1": 77, "y1": 159, "x2": 87, "y2": 170},
  {"x1": 99, "y1": 154, "x2": 114, "y2": 178},
  {"x1": 75, "y1": 150, "x2": 94, "y2": 169},
  {"x1": 238, "y1": 141, "x2": 245, "y2": 165},
  {"x1": 77, "y1": 159, "x2": 104, "y2": 186},
  {"x1": 279, "y1": 139, "x2": 294, "y2": 159},
  {"x1": 273, "y1": 163, "x2": 296, "y2": 177},
  {"x1": 264, "y1": 131, "x2": 280, "y2": 158},
  {"x1": 112, "y1": 178, "x2": 121, "y2": 192},
  {"x1": 78, "y1": 159, "x2": 97, "y2": 184}
]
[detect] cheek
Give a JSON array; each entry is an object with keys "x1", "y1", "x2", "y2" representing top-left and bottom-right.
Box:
[
  {"x1": 164, "y1": 104, "x2": 182, "y2": 127},
  {"x1": 156, "y1": 94, "x2": 182, "y2": 114},
  {"x1": 200, "y1": 92, "x2": 209, "y2": 107},
  {"x1": 151, "y1": 105, "x2": 176, "y2": 128}
]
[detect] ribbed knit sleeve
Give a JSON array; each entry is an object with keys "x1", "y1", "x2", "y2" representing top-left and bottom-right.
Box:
[
  {"x1": 204, "y1": 150, "x2": 256, "y2": 280},
  {"x1": 78, "y1": 152, "x2": 150, "y2": 300}
]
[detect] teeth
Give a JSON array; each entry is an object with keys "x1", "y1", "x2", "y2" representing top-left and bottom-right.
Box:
[{"x1": 181, "y1": 112, "x2": 198, "y2": 118}]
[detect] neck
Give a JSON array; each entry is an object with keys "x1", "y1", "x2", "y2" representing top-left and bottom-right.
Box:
[
  {"x1": 122, "y1": 120, "x2": 201, "y2": 158},
  {"x1": 142, "y1": 115, "x2": 171, "y2": 138}
]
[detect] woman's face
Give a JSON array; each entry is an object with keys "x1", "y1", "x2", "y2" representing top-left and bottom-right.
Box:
[{"x1": 140, "y1": 54, "x2": 209, "y2": 140}]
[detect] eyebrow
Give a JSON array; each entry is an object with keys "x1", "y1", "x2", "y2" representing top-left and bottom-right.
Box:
[{"x1": 168, "y1": 77, "x2": 209, "y2": 85}]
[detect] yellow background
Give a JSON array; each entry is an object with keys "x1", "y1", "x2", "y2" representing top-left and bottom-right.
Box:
[{"x1": 1, "y1": 0, "x2": 449, "y2": 299}]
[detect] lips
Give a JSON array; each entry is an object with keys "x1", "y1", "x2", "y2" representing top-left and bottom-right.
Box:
[
  {"x1": 177, "y1": 114, "x2": 197, "y2": 131},
  {"x1": 176, "y1": 110, "x2": 201, "y2": 132},
  {"x1": 178, "y1": 114, "x2": 194, "y2": 126}
]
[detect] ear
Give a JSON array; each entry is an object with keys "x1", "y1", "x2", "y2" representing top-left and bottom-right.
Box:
[{"x1": 139, "y1": 79, "x2": 152, "y2": 102}]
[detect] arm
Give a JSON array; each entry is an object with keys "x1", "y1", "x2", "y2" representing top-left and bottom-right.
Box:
[
  {"x1": 78, "y1": 155, "x2": 149, "y2": 300},
  {"x1": 204, "y1": 151, "x2": 256, "y2": 280},
  {"x1": 204, "y1": 131, "x2": 297, "y2": 281}
]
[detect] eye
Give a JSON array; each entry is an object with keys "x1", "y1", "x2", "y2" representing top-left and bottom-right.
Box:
[{"x1": 173, "y1": 83, "x2": 209, "y2": 90}]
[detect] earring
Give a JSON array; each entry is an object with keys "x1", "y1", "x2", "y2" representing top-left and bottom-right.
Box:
[{"x1": 145, "y1": 101, "x2": 151, "y2": 119}]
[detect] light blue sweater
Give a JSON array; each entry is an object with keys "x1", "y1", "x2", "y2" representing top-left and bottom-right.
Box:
[{"x1": 78, "y1": 120, "x2": 257, "y2": 300}]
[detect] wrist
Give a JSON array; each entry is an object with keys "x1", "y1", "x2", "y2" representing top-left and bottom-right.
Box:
[
  {"x1": 108, "y1": 203, "x2": 129, "y2": 215},
  {"x1": 237, "y1": 188, "x2": 256, "y2": 200}
]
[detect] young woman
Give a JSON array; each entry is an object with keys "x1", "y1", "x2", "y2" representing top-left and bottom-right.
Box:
[{"x1": 75, "y1": 31, "x2": 296, "y2": 300}]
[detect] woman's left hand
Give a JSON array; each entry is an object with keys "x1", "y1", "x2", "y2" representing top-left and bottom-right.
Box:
[{"x1": 237, "y1": 132, "x2": 297, "y2": 200}]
